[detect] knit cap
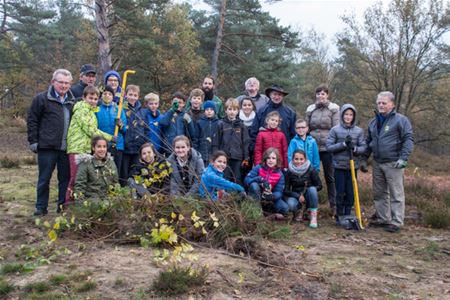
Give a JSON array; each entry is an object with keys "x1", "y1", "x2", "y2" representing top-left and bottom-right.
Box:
[{"x1": 203, "y1": 100, "x2": 216, "y2": 113}]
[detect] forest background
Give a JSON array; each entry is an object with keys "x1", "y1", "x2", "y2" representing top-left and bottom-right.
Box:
[{"x1": 0, "y1": 0, "x2": 449, "y2": 154}]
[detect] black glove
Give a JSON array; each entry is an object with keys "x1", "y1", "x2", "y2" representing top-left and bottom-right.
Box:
[
  {"x1": 262, "y1": 194, "x2": 275, "y2": 202},
  {"x1": 114, "y1": 118, "x2": 123, "y2": 129},
  {"x1": 344, "y1": 135, "x2": 353, "y2": 149},
  {"x1": 360, "y1": 160, "x2": 368, "y2": 173}
]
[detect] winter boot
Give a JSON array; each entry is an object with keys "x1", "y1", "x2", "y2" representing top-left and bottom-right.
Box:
[{"x1": 309, "y1": 208, "x2": 318, "y2": 229}]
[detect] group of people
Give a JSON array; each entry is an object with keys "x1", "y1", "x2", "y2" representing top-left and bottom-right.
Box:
[{"x1": 27, "y1": 64, "x2": 414, "y2": 233}]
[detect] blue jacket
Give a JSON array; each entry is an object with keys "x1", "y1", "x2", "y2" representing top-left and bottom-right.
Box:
[
  {"x1": 160, "y1": 108, "x2": 196, "y2": 154},
  {"x1": 103, "y1": 70, "x2": 122, "y2": 104},
  {"x1": 288, "y1": 135, "x2": 320, "y2": 173},
  {"x1": 143, "y1": 108, "x2": 163, "y2": 153},
  {"x1": 123, "y1": 101, "x2": 148, "y2": 154},
  {"x1": 96, "y1": 102, "x2": 127, "y2": 151},
  {"x1": 199, "y1": 164, "x2": 244, "y2": 201},
  {"x1": 194, "y1": 115, "x2": 219, "y2": 163}
]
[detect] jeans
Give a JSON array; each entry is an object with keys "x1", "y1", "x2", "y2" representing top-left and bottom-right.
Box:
[
  {"x1": 249, "y1": 182, "x2": 288, "y2": 215},
  {"x1": 320, "y1": 151, "x2": 336, "y2": 208},
  {"x1": 284, "y1": 186, "x2": 319, "y2": 212},
  {"x1": 275, "y1": 198, "x2": 299, "y2": 215},
  {"x1": 36, "y1": 149, "x2": 70, "y2": 211},
  {"x1": 335, "y1": 169, "x2": 355, "y2": 216}
]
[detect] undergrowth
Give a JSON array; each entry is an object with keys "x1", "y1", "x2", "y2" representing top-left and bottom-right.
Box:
[{"x1": 152, "y1": 265, "x2": 208, "y2": 296}]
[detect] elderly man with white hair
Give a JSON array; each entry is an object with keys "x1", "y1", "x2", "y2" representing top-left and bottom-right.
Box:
[{"x1": 236, "y1": 77, "x2": 269, "y2": 111}]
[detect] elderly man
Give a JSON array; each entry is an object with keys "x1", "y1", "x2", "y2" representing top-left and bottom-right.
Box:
[
  {"x1": 27, "y1": 69, "x2": 76, "y2": 215},
  {"x1": 70, "y1": 64, "x2": 96, "y2": 99},
  {"x1": 236, "y1": 77, "x2": 269, "y2": 111},
  {"x1": 367, "y1": 91, "x2": 413, "y2": 233},
  {"x1": 249, "y1": 85, "x2": 297, "y2": 153}
]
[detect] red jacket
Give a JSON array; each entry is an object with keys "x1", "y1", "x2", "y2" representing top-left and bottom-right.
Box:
[{"x1": 254, "y1": 127, "x2": 288, "y2": 168}]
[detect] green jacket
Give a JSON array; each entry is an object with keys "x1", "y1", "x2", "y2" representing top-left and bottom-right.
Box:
[
  {"x1": 67, "y1": 101, "x2": 112, "y2": 154},
  {"x1": 74, "y1": 154, "x2": 118, "y2": 200}
]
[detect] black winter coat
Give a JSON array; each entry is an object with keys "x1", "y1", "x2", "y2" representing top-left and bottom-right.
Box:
[
  {"x1": 212, "y1": 117, "x2": 250, "y2": 161},
  {"x1": 194, "y1": 116, "x2": 219, "y2": 163},
  {"x1": 283, "y1": 165, "x2": 322, "y2": 199}
]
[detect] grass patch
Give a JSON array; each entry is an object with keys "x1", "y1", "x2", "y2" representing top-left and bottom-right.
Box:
[
  {"x1": 74, "y1": 280, "x2": 97, "y2": 293},
  {"x1": 24, "y1": 281, "x2": 52, "y2": 293},
  {"x1": 0, "y1": 156, "x2": 20, "y2": 168},
  {"x1": 48, "y1": 274, "x2": 68, "y2": 286},
  {"x1": 1, "y1": 262, "x2": 24, "y2": 274},
  {"x1": 22, "y1": 156, "x2": 37, "y2": 165},
  {"x1": 267, "y1": 225, "x2": 291, "y2": 240},
  {"x1": 113, "y1": 277, "x2": 127, "y2": 288},
  {"x1": 152, "y1": 266, "x2": 208, "y2": 296},
  {"x1": 0, "y1": 278, "x2": 15, "y2": 296},
  {"x1": 24, "y1": 291, "x2": 68, "y2": 300}
]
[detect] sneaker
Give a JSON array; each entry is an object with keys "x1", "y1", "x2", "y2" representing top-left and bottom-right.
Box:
[
  {"x1": 33, "y1": 209, "x2": 48, "y2": 216},
  {"x1": 384, "y1": 224, "x2": 400, "y2": 233}
]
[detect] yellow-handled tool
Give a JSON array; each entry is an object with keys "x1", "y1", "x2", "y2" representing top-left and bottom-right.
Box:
[
  {"x1": 114, "y1": 70, "x2": 136, "y2": 138},
  {"x1": 349, "y1": 149, "x2": 364, "y2": 230}
]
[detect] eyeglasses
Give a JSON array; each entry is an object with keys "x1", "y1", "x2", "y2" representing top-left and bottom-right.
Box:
[
  {"x1": 54, "y1": 80, "x2": 71, "y2": 85},
  {"x1": 107, "y1": 78, "x2": 119, "y2": 82},
  {"x1": 296, "y1": 126, "x2": 307, "y2": 129}
]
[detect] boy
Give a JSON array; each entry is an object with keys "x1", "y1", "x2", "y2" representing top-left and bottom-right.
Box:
[
  {"x1": 288, "y1": 119, "x2": 320, "y2": 173},
  {"x1": 160, "y1": 92, "x2": 196, "y2": 155},
  {"x1": 187, "y1": 88, "x2": 205, "y2": 123},
  {"x1": 142, "y1": 92, "x2": 163, "y2": 153},
  {"x1": 66, "y1": 86, "x2": 114, "y2": 202},
  {"x1": 326, "y1": 104, "x2": 367, "y2": 227},
  {"x1": 122, "y1": 85, "x2": 148, "y2": 186},
  {"x1": 194, "y1": 100, "x2": 219, "y2": 166},
  {"x1": 212, "y1": 98, "x2": 250, "y2": 185},
  {"x1": 96, "y1": 85, "x2": 127, "y2": 173}
]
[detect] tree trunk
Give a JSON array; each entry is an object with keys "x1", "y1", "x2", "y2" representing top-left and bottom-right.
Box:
[
  {"x1": 95, "y1": 0, "x2": 112, "y2": 75},
  {"x1": 211, "y1": 0, "x2": 227, "y2": 79}
]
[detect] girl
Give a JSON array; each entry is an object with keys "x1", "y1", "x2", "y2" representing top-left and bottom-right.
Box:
[
  {"x1": 167, "y1": 135, "x2": 205, "y2": 196},
  {"x1": 199, "y1": 151, "x2": 245, "y2": 201},
  {"x1": 284, "y1": 150, "x2": 322, "y2": 228},
  {"x1": 239, "y1": 97, "x2": 256, "y2": 128},
  {"x1": 128, "y1": 143, "x2": 172, "y2": 198},
  {"x1": 244, "y1": 148, "x2": 285, "y2": 219},
  {"x1": 326, "y1": 104, "x2": 367, "y2": 228},
  {"x1": 74, "y1": 136, "x2": 118, "y2": 200},
  {"x1": 254, "y1": 111, "x2": 288, "y2": 168}
]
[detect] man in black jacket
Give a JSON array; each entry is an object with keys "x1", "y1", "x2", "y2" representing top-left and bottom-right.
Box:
[
  {"x1": 70, "y1": 64, "x2": 96, "y2": 99},
  {"x1": 27, "y1": 69, "x2": 76, "y2": 215}
]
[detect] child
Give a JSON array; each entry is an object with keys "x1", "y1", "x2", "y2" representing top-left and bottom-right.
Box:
[
  {"x1": 254, "y1": 111, "x2": 288, "y2": 168},
  {"x1": 160, "y1": 92, "x2": 196, "y2": 154},
  {"x1": 74, "y1": 136, "x2": 118, "y2": 200},
  {"x1": 284, "y1": 150, "x2": 322, "y2": 228},
  {"x1": 239, "y1": 97, "x2": 256, "y2": 128},
  {"x1": 103, "y1": 70, "x2": 122, "y2": 103},
  {"x1": 194, "y1": 100, "x2": 219, "y2": 166},
  {"x1": 244, "y1": 148, "x2": 285, "y2": 219},
  {"x1": 66, "y1": 86, "x2": 113, "y2": 203},
  {"x1": 96, "y1": 85, "x2": 127, "y2": 174},
  {"x1": 128, "y1": 143, "x2": 171, "y2": 197},
  {"x1": 166, "y1": 135, "x2": 205, "y2": 196},
  {"x1": 326, "y1": 104, "x2": 367, "y2": 227},
  {"x1": 142, "y1": 93, "x2": 163, "y2": 153},
  {"x1": 122, "y1": 85, "x2": 148, "y2": 186},
  {"x1": 288, "y1": 119, "x2": 320, "y2": 173},
  {"x1": 187, "y1": 88, "x2": 205, "y2": 123},
  {"x1": 212, "y1": 98, "x2": 250, "y2": 185},
  {"x1": 199, "y1": 151, "x2": 245, "y2": 201}
]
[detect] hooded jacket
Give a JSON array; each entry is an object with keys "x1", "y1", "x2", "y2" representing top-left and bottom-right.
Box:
[
  {"x1": 326, "y1": 104, "x2": 367, "y2": 170},
  {"x1": 27, "y1": 86, "x2": 76, "y2": 151},
  {"x1": 287, "y1": 134, "x2": 320, "y2": 173},
  {"x1": 284, "y1": 163, "x2": 322, "y2": 199},
  {"x1": 143, "y1": 108, "x2": 163, "y2": 153},
  {"x1": 254, "y1": 127, "x2": 288, "y2": 168},
  {"x1": 67, "y1": 101, "x2": 112, "y2": 154},
  {"x1": 123, "y1": 100, "x2": 148, "y2": 154},
  {"x1": 194, "y1": 115, "x2": 219, "y2": 163},
  {"x1": 96, "y1": 101, "x2": 127, "y2": 151},
  {"x1": 167, "y1": 148, "x2": 205, "y2": 196},
  {"x1": 306, "y1": 100, "x2": 340, "y2": 151},
  {"x1": 103, "y1": 70, "x2": 122, "y2": 104},
  {"x1": 212, "y1": 117, "x2": 250, "y2": 161},
  {"x1": 160, "y1": 108, "x2": 196, "y2": 154},
  {"x1": 199, "y1": 164, "x2": 244, "y2": 201}
]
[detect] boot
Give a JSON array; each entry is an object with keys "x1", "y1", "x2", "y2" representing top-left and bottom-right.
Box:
[{"x1": 309, "y1": 208, "x2": 318, "y2": 229}]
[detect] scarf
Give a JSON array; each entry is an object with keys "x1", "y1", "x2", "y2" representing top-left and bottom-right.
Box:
[
  {"x1": 239, "y1": 110, "x2": 255, "y2": 127},
  {"x1": 288, "y1": 160, "x2": 311, "y2": 176}
]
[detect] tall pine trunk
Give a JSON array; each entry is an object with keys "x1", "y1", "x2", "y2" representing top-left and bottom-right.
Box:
[
  {"x1": 211, "y1": 0, "x2": 227, "y2": 79},
  {"x1": 95, "y1": 0, "x2": 112, "y2": 75}
]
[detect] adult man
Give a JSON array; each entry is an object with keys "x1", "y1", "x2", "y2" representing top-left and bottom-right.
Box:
[
  {"x1": 201, "y1": 75, "x2": 224, "y2": 119},
  {"x1": 70, "y1": 64, "x2": 96, "y2": 99},
  {"x1": 236, "y1": 77, "x2": 269, "y2": 111},
  {"x1": 249, "y1": 85, "x2": 297, "y2": 153},
  {"x1": 367, "y1": 91, "x2": 413, "y2": 233},
  {"x1": 27, "y1": 69, "x2": 76, "y2": 215}
]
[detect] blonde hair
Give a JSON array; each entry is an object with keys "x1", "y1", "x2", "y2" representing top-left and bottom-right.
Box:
[
  {"x1": 144, "y1": 92, "x2": 160, "y2": 104},
  {"x1": 189, "y1": 88, "x2": 204, "y2": 100},
  {"x1": 125, "y1": 84, "x2": 140, "y2": 95},
  {"x1": 225, "y1": 98, "x2": 239, "y2": 110},
  {"x1": 172, "y1": 135, "x2": 191, "y2": 148}
]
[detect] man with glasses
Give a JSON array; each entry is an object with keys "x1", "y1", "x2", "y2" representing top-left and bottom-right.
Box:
[
  {"x1": 27, "y1": 69, "x2": 76, "y2": 215},
  {"x1": 70, "y1": 64, "x2": 97, "y2": 99}
]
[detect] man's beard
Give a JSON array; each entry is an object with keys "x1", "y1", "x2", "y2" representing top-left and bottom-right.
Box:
[{"x1": 202, "y1": 88, "x2": 214, "y2": 101}]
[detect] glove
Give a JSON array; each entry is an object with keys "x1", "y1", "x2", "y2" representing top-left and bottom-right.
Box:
[
  {"x1": 241, "y1": 160, "x2": 249, "y2": 168},
  {"x1": 171, "y1": 100, "x2": 179, "y2": 111},
  {"x1": 114, "y1": 118, "x2": 123, "y2": 129},
  {"x1": 262, "y1": 194, "x2": 275, "y2": 202},
  {"x1": 344, "y1": 135, "x2": 353, "y2": 149},
  {"x1": 183, "y1": 113, "x2": 192, "y2": 124},
  {"x1": 111, "y1": 136, "x2": 118, "y2": 144},
  {"x1": 29, "y1": 143, "x2": 38, "y2": 153},
  {"x1": 359, "y1": 160, "x2": 369, "y2": 173},
  {"x1": 394, "y1": 159, "x2": 407, "y2": 169}
]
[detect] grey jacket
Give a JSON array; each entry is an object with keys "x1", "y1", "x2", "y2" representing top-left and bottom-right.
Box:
[
  {"x1": 306, "y1": 101, "x2": 340, "y2": 151},
  {"x1": 366, "y1": 110, "x2": 413, "y2": 163},
  {"x1": 167, "y1": 148, "x2": 205, "y2": 196},
  {"x1": 326, "y1": 104, "x2": 367, "y2": 170}
]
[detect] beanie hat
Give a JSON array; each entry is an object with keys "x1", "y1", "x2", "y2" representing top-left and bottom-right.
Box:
[
  {"x1": 103, "y1": 85, "x2": 115, "y2": 95},
  {"x1": 203, "y1": 100, "x2": 216, "y2": 113}
]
